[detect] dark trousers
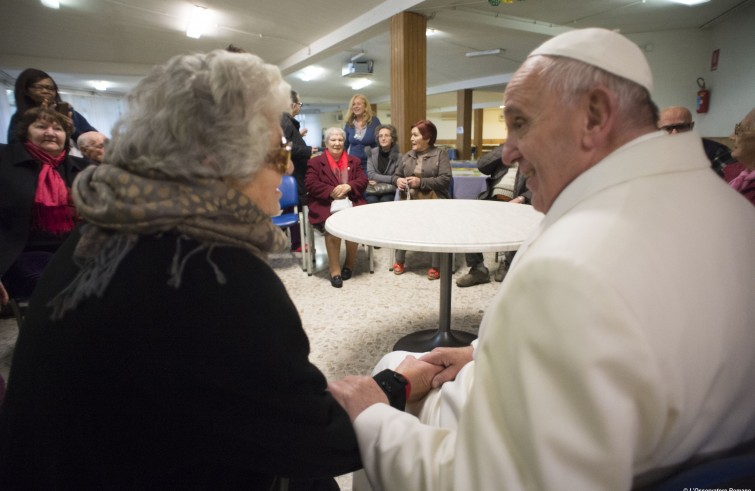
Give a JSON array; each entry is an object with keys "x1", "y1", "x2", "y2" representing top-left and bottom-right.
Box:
[{"x1": 2, "y1": 251, "x2": 54, "y2": 299}]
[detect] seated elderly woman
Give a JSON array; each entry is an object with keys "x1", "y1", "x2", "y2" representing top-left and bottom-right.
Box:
[
  {"x1": 391, "y1": 119, "x2": 452, "y2": 280},
  {"x1": 0, "y1": 107, "x2": 88, "y2": 309},
  {"x1": 305, "y1": 126, "x2": 368, "y2": 288},
  {"x1": 0, "y1": 51, "x2": 361, "y2": 489},
  {"x1": 365, "y1": 124, "x2": 400, "y2": 204}
]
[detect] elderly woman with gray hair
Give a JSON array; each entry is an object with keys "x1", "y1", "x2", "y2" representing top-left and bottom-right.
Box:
[
  {"x1": 305, "y1": 126, "x2": 368, "y2": 288},
  {"x1": 0, "y1": 50, "x2": 361, "y2": 489}
]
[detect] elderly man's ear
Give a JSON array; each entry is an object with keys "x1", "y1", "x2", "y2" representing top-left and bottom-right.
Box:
[{"x1": 582, "y1": 86, "x2": 616, "y2": 150}]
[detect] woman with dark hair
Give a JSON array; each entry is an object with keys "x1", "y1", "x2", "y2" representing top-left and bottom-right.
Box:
[
  {"x1": 391, "y1": 119, "x2": 452, "y2": 280},
  {"x1": 0, "y1": 107, "x2": 88, "y2": 308},
  {"x1": 7, "y1": 68, "x2": 97, "y2": 144}
]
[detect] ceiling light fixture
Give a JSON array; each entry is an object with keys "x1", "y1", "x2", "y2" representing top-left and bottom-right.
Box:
[
  {"x1": 298, "y1": 65, "x2": 325, "y2": 82},
  {"x1": 667, "y1": 0, "x2": 710, "y2": 4},
  {"x1": 186, "y1": 5, "x2": 210, "y2": 39},
  {"x1": 465, "y1": 48, "x2": 504, "y2": 58},
  {"x1": 426, "y1": 28, "x2": 438, "y2": 36},
  {"x1": 92, "y1": 81, "x2": 109, "y2": 91},
  {"x1": 350, "y1": 78, "x2": 372, "y2": 91},
  {"x1": 41, "y1": 0, "x2": 60, "y2": 9}
]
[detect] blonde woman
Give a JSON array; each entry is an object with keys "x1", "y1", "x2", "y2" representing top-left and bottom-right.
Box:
[{"x1": 343, "y1": 93, "x2": 381, "y2": 175}]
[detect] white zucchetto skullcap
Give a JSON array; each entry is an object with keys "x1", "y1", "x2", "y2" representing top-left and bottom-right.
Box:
[{"x1": 529, "y1": 28, "x2": 653, "y2": 93}]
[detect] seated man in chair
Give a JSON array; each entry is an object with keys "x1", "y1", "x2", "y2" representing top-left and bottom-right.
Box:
[{"x1": 455, "y1": 144, "x2": 531, "y2": 287}]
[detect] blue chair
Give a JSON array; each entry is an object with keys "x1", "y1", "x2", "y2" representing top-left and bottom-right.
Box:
[{"x1": 272, "y1": 175, "x2": 307, "y2": 271}]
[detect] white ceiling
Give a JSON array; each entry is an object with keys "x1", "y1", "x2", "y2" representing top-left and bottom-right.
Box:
[{"x1": 0, "y1": 0, "x2": 752, "y2": 113}]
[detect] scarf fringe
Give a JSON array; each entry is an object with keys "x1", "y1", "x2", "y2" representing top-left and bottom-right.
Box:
[
  {"x1": 32, "y1": 203, "x2": 74, "y2": 235},
  {"x1": 50, "y1": 232, "x2": 137, "y2": 320}
]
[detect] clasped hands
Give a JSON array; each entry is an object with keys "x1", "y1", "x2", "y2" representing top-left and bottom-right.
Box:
[
  {"x1": 330, "y1": 184, "x2": 351, "y2": 200},
  {"x1": 328, "y1": 345, "x2": 474, "y2": 421}
]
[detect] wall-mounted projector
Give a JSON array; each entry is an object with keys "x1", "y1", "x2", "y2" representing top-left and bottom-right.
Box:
[{"x1": 342, "y1": 61, "x2": 374, "y2": 77}]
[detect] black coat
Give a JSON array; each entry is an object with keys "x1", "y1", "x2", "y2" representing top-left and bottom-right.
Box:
[
  {"x1": 0, "y1": 231, "x2": 361, "y2": 489},
  {"x1": 0, "y1": 143, "x2": 88, "y2": 277},
  {"x1": 281, "y1": 112, "x2": 314, "y2": 204}
]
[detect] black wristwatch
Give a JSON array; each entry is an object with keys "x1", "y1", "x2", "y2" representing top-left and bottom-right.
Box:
[{"x1": 373, "y1": 369, "x2": 409, "y2": 410}]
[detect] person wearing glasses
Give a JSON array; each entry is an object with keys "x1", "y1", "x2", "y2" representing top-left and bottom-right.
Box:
[
  {"x1": 657, "y1": 105, "x2": 733, "y2": 177},
  {"x1": 7, "y1": 68, "x2": 97, "y2": 145},
  {"x1": 76, "y1": 131, "x2": 109, "y2": 164},
  {"x1": 725, "y1": 108, "x2": 755, "y2": 206},
  {"x1": 280, "y1": 90, "x2": 318, "y2": 251},
  {"x1": 0, "y1": 51, "x2": 361, "y2": 490}
]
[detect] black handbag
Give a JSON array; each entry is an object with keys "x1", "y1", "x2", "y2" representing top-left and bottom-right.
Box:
[{"x1": 365, "y1": 182, "x2": 397, "y2": 196}]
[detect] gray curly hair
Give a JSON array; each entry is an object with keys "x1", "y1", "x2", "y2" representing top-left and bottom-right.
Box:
[{"x1": 106, "y1": 50, "x2": 290, "y2": 180}]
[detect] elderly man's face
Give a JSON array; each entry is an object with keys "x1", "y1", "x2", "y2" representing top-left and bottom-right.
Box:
[
  {"x1": 502, "y1": 63, "x2": 587, "y2": 213},
  {"x1": 80, "y1": 133, "x2": 108, "y2": 163}
]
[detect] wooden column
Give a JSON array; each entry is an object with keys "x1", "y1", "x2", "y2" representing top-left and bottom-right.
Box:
[
  {"x1": 456, "y1": 89, "x2": 473, "y2": 160},
  {"x1": 391, "y1": 12, "x2": 426, "y2": 153},
  {"x1": 473, "y1": 108, "x2": 484, "y2": 159}
]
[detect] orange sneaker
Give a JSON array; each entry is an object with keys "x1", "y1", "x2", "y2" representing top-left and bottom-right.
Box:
[
  {"x1": 427, "y1": 267, "x2": 440, "y2": 280},
  {"x1": 392, "y1": 262, "x2": 405, "y2": 275}
]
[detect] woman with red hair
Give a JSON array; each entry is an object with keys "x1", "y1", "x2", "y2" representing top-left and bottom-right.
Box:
[{"x1": 391, "y1": 119, "x2": 452, "y2": 280}]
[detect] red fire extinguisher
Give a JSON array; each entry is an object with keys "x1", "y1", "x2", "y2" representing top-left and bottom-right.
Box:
[{"x1": 696, "y1": 77, "x2": 710, "y2": 114}]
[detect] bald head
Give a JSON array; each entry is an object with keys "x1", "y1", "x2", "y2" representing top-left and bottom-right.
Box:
[
  {"x1": 658, "y1": 107, "x2": 694, "y2": 134},
  {"x1": 77, "y1": 131, "x2": 108, "y2": 164}
]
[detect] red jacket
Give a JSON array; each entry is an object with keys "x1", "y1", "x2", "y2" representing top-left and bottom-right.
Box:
[{"x1": 305, "y1": 152, "x2": 368, "y2": 226}]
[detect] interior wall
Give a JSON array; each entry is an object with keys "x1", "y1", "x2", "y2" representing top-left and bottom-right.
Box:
[
  {"x1": 294, "y1": 4, "x2": 755, "y2": 146},
  {"x1": 627, "y1": 3, "x2": 755, "y2": 138}
]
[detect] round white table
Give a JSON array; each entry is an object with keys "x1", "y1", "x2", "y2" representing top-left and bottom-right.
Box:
[{"x1": 325, "y1": 199, "x2": 543, "y2": 351}]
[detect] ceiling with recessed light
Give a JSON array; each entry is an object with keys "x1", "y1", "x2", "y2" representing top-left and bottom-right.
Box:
[{"x1": 0, "y1": 0, "x2": 751, "y2": 113}]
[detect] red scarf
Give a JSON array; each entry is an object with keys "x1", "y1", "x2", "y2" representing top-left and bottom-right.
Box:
[
  {"x1": 24, "y1": 141, "x2": 75, "y2": 235},
  {"x1": 325, "y1": 150, "x2": 349, "y2": 183}
]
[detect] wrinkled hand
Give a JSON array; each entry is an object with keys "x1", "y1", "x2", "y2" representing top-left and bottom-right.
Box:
[
  {"x1": 329, "y1": 376, "x2": 388, "y2": 422},
  {"x1": 406, "y1": 176, "x2": 421, "y2": 189},
  {"x1": 419, "y1": 345, "x2": 474, "y2": 388},
  {"x1": 395, "y1": 355, "x2": 444, "y2": 402},
  {"x1": 0, "y1": 282, "x2": 8, "y2": 307},
  {"x1": 396, "y1": 177, "x2": 408, "y2": 191}
]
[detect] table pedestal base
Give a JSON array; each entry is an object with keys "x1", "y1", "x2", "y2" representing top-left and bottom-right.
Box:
[{"x1": 393, "y1": 328, "x2": 477, "y2": 352}]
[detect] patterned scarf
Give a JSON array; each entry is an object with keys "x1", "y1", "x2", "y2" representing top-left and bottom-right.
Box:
[
  {"x1": 24, "y1": 141, "x2": 74, "y2": 234},
  {"x1": 50, "y1": 164, "x2": 288, "y2": 318}
]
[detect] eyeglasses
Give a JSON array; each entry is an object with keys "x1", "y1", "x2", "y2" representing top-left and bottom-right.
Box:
[
  {"x1": 29, "y1": 83, "x2": 56, "y2": 92},
  {"x1": 660, "y1": 123, "x2": 694, "y2": 134},
  {"x1": 292, "y1": 102, "x2": 303, "y2": 108},
  {"x1": 734, "y1": 123, "x2": 754, "y2": 137},
  {"x1": 267, "y1": 137, "x2": 292, "y2": 174},
  {"x1": 84, "y1": 143, "x2": 107, "y2": 150}
]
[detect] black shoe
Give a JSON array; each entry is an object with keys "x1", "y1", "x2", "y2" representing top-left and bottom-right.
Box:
[
  {"x1": 341, "y1": 267, "x2": 352, "y2": 280},
  {"x1": 330, "y1": 275, "x2": 343, "y2": 288}
]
